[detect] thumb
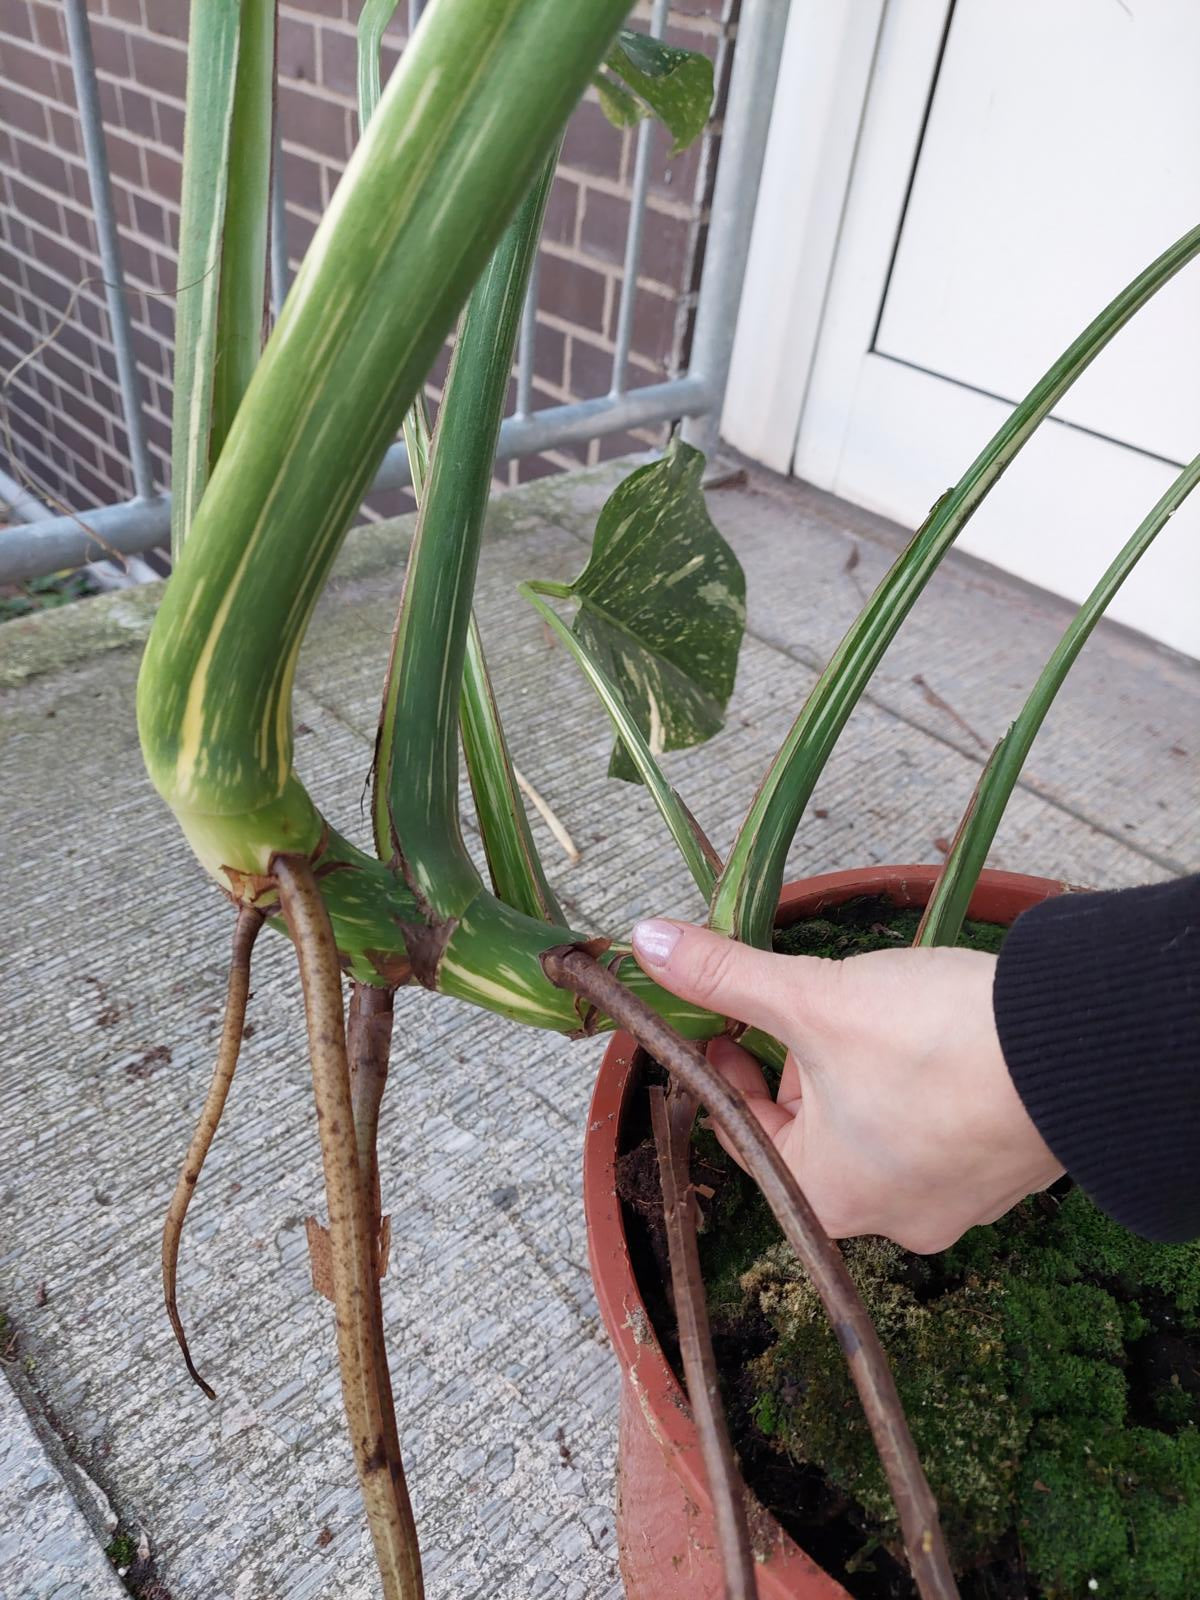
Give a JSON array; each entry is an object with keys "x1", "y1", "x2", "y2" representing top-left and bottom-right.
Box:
[{"x1": 630, "y1": 918, "x2": 830, "y2": 1043}]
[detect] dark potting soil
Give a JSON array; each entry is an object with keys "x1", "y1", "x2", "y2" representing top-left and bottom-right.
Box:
[{"x1": 615, "y1": 896, "x2": 1200, "y2": 1600}]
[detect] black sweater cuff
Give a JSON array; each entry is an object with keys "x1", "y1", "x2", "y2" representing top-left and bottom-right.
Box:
[{"x1": 994, "y1": 875, "x2": 1200, "y2": 1244}]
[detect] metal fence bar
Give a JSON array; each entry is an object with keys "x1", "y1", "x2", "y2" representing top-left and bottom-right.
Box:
[
  {"x1": 61, "y1": 0, "x2": 156, "y2": 504},
  {"x1": 609, "y1": 0, "x2": 670, "y2": 397},
  {"x1": 1, "y1": 0, "x2": 791, "y2": 583},
  {"x1": 270, "y1": 124, "x2": 290, "y2": 321},
  {"x1": 680, "y1": 0, "x2": 792, "y2": 460},
  {"x1": 515, "y1": 251, "x2": 541, "y2": 419},
  {"x1": 0, "y1": 466, "x2": 53, "y2": 527},
  {"x1": 0, "y1": 377, "x2": 711, "y2": 583}
]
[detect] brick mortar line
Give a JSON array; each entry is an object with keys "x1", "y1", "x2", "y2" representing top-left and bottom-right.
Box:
[
  {"x1": 559, "y1": 168, "x2": 700, "y2": 222},
  {"x1": 2, "y1": 341, "x2": 119, "y2": 425},
  {"x1": 4, "y1": 73, "x2": 189, "y2": 161},
  {"x1": 8, "y1": 214, "x2": 677, "y2": 376},
  {"x1": 5, "y1": 230, "x2": 177, "y2": 303},
  {"x1": 0, "y1": 334, "x2": 118, "y2": 412},
  {"x1": 538, "y1": 239, "x2": 678, "y2": 299},
  {"x1": 3, "y1": 425, "x2": 132, "y2": 503},
  {"x1": 3, "y1": 153, "x2": 183, "y2": 229}
]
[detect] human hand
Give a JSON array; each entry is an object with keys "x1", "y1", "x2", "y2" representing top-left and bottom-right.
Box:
[{"x1": 630, "y1": 919, "x2": 1064, "y2": 1254}]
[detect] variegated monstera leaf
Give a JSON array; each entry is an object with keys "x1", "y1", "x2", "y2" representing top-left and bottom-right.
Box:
[
  {"x1": 595, "y1": 29, "x2": 715, "y2": 155},
  {"x1": 569, "y1": 437, "x2": 746, "y2": 783}
]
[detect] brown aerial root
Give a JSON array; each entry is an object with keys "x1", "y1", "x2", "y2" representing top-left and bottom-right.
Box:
[
  {"x1": 273, "y1": 854, "x2": 424, "y2": 1600},
  {"x1": 162, "y1": 904, "x2": 265, "y2": 1401},
  {"x1": 541, "y1": 944, "x2": 960, "y2": 1600},
  {"x1": 650, "y1": 1082, "x2": 757, "y2": 1600},
  {"x1": 346, "y1": 980, "x2": 410, "y2": 1518}
]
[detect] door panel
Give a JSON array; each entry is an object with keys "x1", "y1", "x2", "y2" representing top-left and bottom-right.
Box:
[
  {"x1": 794, "y1": 0, "x2": 1200, "y2": 656},
  {"x1": 876, "y1": 0, "x2": 1200, "y2": 464}
]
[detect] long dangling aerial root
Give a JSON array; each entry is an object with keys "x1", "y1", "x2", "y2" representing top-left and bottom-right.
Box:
[
  {"x1": 274, "y1": 854, "x2": 424, "y2": 1600},
  {"x1": 650, "y1": 1082, "x2": 757, "y2": 1599},
  {"x1": 162, "y1": 904, "x2": 265, "y2": 1401}
]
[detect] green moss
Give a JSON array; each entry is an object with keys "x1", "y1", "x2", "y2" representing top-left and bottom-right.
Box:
[
  {"x1": 1019, "y1": 1424, "x2": 1200, "y2": 1600},
  {"x1": 731, "y1": 1191, "x2": 1200, "y2": 1595},
  {"x1": 701, "y1": 903, "x2": 1200, "y2": 1598},
  {"x1": 105, "y1": 1531, "x2": 138, "y2": 1568},
  {"x1": 772, "y1": 897, "x2": 1008, "y2": 960}
]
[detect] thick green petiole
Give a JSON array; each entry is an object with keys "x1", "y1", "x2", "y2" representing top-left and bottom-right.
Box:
[
  {"x1": 916, "y1": 449, "x2": 1200, "y2": 947},
  {"x1": 356, "y1": 0, "x2": 434, "y2": 498},
  {"x1": 372, "y1": 157, "x2": 557, "y2": 918},
  {"x1": 208, "y1": 0, "x2": 274, "y2": 471},
  {"x1": 169, "y1": 0, "x2": 267, "y2": 558},
  {"x1": 140, "y1": 0, "x2": 630, "y2": 881},
  {"x1": 461, "y1": 615, "x2": 567, "y2": 924},
  {"x1": 710, "y1": 222, "x2": 1200, "y2": 948},
  {"x1": 355, "y1": 0, "x2": 397, "y2": 128}
]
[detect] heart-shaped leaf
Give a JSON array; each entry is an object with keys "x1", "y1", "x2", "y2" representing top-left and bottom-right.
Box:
[
  {"x1": 596, "y1": 29, "x2": 714, "y2": 154},
  {"x1": 568, "y1": 438, "x2": 745, "y2": 782}
]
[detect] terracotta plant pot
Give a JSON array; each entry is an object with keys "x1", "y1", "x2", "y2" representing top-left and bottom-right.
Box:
[{"x1": 583, "y1": 864, "x2": 1068, "y2": 1600}]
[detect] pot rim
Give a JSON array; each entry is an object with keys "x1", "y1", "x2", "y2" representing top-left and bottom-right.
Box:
[{"x1": 583, "y1": 862, "x2": 1071, "y2": 1595}]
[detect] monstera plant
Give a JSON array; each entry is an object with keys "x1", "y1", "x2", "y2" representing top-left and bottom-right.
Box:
[{"x1": 137, "y1": 1, "x2": 1200, "y2": 1596}]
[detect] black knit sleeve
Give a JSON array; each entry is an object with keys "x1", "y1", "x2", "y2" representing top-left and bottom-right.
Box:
[{"x1": 993, "y1": 874, "x2": 1200, "y2": 1243}]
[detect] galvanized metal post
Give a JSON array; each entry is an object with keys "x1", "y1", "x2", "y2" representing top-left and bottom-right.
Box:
[
  {"x1": 681, "y1": 0, "x2": 793, "y2": 461},
  {"x1": 515, "y1": 251, "x2": 541, "y2": 419},
  {"x1": 270, "y1": 123, "x2": 290, "y2": 321},
  {"x1": 61, "y1": 0, "x2": 156, "y2": 504},
  {"x1": 2, "y1": 0, "x2": 783, "y2": 581},
  {"x1": 608, "y1": 0, "x2": 671, "y2": 398}
]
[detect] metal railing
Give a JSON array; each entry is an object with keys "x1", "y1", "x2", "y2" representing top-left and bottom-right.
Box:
[{"x1": 0, "y1": 0, "x2": 789, "y2": 584}]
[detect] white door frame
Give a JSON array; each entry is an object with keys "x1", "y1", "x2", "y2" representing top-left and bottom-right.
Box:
[
  {"x1": 719, "y1": 0, "x2": 888, "y2": 473},
  {"x1": 724, "y1": 0, "x2": 1200, "y2": 657}
]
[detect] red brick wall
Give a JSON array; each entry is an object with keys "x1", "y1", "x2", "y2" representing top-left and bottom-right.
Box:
[{"x1": 0, "y1": 0, "x2": 733, "y2": 528}]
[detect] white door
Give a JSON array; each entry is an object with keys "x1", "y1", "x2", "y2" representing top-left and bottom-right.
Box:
[{"x1": 736, "y1": 0, "x2": 1200, "y2": 657}]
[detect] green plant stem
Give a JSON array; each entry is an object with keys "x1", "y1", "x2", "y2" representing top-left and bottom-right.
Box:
[
  {"x1": 141, "y1": 0, "x2": 630, "y2": 866},
  {"x1": 519, "y1": 580, "x2": 717, "y2": 902},
  {"x1": 461, "y1": 615, "x2": 567, "y2": 923},
  {"x1": 373, "y1": 156, "x2": 557, "y2": 917},
  {"x1": 274, "y1": 855, "x2": 423, "y2": 1600},
  {"x1": 208, "y1": 0, "x2": 275, "y2": 469},
  {"x1": 169, "y1": 0, "x2": 241, "y2": 558},
  {"x1": 710, "y1": 222, "x2": 1200, "y2": 948},
  {"x1": 403, "y1": 398, "x2": 432, "y2": 499},
  {"x1": 356, "y1": 0, "x2": 396, "y2": 127},
  {"x1": 916, "y1": 450, "x2": 1200, "y2": 947},
  {"x1": 358, "y1": 7, "x2": 559, "y2": 925},
  {"x1": 355, "y1": 0, "x2": 434, "y2": 498}
]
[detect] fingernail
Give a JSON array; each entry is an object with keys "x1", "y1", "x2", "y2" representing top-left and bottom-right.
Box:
[{"x1": 631, "y1": 919, "x2": 681, "y2": 969}]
